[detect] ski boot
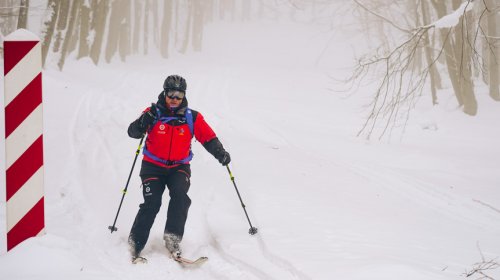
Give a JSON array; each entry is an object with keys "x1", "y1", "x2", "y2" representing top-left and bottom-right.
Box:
[
  {"x1": 129, "y1": 236, "x2": 147, "y2": 264},
  {"x1": 164, "y1": 232, "x2": 182, "y2": 259}
]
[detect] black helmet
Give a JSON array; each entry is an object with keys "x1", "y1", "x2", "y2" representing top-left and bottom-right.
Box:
[{"x1": 163, "y1": 75, "x2": 187, "y2": 92}]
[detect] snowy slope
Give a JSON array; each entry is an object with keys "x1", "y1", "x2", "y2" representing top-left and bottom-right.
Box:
[{"x1": 1, "y1": 19, "x2": 500, "y2": 280}]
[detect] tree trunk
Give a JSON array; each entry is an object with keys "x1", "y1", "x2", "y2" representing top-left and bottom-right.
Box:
[
  {"x1": 192, "y1": 0, "x2": 203, "y2": 51},
  {"x1": 431, "y1": 0, "x2": 463, "y2": 106},
  {"x1": 53, "y1": 0, "x2": 70, "y2": 53},
  {"x1": 152, "y1": 0, "x2": 159, "y2": 48},
  {"x1": 408, "y1": 0, "x2": 422, "y2": 73},
  {"x1": 485, "y1": 0, "x2": 500, "y2": 100},
  {"x1": 41, "y1": 0, "x2": 60, "y2": 66},
  {"x1": 179, "y1": 0, "x2": 192, "y2": 54},
  {"x1": 90, "y1": 0, "x2": 109, "y2": 65},
  {"x1": 160, "y1": 0, "x2": 173, "y2": 58},
  {"x1": 132, "y1": 0, "x2": 142, "y2": 54},
  {"x1": 118, "y1": 0, "x2": 131, "y2": 61},
  {"x1": 58, "y1": 0, "x2": 81, "y2": 70},
  {"x1": 421, "y1": 0, "x2": 440, "y2": 105},
  {"x1": 17, "y1": 0, "x2": 29, "y2": 29},
  {"x1": 174, "y1": 0, "x2": 180, "y2": 45},
  {"x1": 453, "y1": 1, "x2": 477, "y2": 115},
  {"x1": 478, "y1": 1, "x2": 490, "y2": 84},
  {"x1": 77, "y1": 0, "x2": 91, "y2": 59},
  {"x1": 105, "y1": 0, "x2": 122, "y2": 63},
  {"x1": 67, "y1": 11, "x2": 80, "y2": 56},
  {"x1": 144, "y1": 0, "x2": 149, "y2": 55},
  {"x1": 0, "y1": 0, "x2": 16, "y2": 37}
]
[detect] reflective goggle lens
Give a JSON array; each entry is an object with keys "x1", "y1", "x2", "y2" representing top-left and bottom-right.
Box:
[{"x1": 166, "y1": 90, "x2": 185, "y2": 100}]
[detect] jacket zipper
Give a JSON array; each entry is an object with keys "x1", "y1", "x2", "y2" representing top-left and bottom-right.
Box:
[{"x1": 167, "y1": 125, "x2": 174, "y2": 162}]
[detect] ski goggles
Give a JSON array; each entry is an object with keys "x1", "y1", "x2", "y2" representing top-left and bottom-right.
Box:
[{"x1": 165, "y1": 90, "x2": 185, "y2": 100}]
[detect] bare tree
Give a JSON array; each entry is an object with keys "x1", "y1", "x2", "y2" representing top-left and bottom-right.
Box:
[
  {"x1": 77, "y1": 0, "x2": 91, "y2": 59},
  {"x1": 32, "y1": 0, "x2": 300, "y2": 69},
  {"x1": 105, "y1": 0, "x2": 123, "y2": 62},
  {"x1": 452, "y1": 0, "x2": 477, "y2": 116},
  {"x1": 89, "y1": 0, "x2": 109, "y2": 64},
  {"x1": 178, "y1": 0, "x2": 192, "y2": 54},
  {"x1": 191, "y1": 0, "x2": 204, "y2": 51},
  {"x1": 58, "y1": 0, "x2": 81, "y2": 70},
  {"x1": 132, "y1": 0, "x2": 142, "y2": 54},
  {"x1": 463, "y1": 243, "x2": 499, "y2": 279},
  {"x1": 41, "y1": 0, "x2": 60, "y2": 66},
  {"x1": 144, "y1": 0, "x2": 150, "y2": 55},
  {"x1": 160, "y1": 0, "x2": 174, "y2": 58},
  {"x1": 348, "y1": 0, "x2": 499, "y2": 139},
  {"x1": 483, "y1": 0, "x2": 500, "y2": 100},
  {"x1": 420, "y1": 0, "x2": 442, "y2": 105},
  {"x1": 0, "y1": 0, "x2": 18, "y2": 38},
  {"x1": 118, "y1": 0, "x2": 131, "y2": 61},
  {"x1": 17, "y1": 0, "x2": 29, "y2": 29},
  {"x1": 53, "y1": 0, "x2": 70, "y2": 53},
  {"x1": 151, "y1": 0, "x2": 159, "y2": 48}
]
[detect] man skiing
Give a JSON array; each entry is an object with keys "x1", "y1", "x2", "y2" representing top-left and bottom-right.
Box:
[{"x1": 127, "y1": 74, "x2": 231, "y2": 263}]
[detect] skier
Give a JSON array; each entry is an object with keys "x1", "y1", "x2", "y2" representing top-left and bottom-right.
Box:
[{"x1": 127, "y1": 74, "x2": 231, "y2": 263}]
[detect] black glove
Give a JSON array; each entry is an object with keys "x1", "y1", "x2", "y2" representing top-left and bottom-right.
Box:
[
  {"x1": 139, "y1": 104, "x2": 157, "y2": 129},
  {"x1": 203, "y1": 138, "x2": 231, "y2": 166},
  {"x1": 217, "y1": 151, "x2": 231, "y2": 166}
]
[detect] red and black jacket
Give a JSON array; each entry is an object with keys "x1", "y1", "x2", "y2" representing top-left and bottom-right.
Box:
[{"x1": 128, "y1": 96, "x2": 227, "y2": 175}]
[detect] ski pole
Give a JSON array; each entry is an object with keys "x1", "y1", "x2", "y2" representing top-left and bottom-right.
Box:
[
  {"x1": 108, "y1": 135, "x2": 145, "y2": 233},
  {"x1": 226, "y1": 165, "x2": 258, "y2": 235}
]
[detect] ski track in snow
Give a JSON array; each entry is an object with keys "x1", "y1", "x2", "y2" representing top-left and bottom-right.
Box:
[
  {"x1": 196, "y1": 171, "x2": 311, "y2": 280},
  {"x1": 336, "y1": 158, "x2": 494, "y2": 226},
  {"x1": 254, "y1": 234, "x2": 312, "y2": 280},
  {"x1": 202, "y1": 183, "x2": 278, "y2": 280},
  {"x1": 55, "y1": 66, "x2": 311, "y2": 280}
]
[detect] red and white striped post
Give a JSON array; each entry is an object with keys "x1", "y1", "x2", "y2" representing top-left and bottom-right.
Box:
[{"x1": 3, "y1": 29, "x2": 45, "y2": 251}]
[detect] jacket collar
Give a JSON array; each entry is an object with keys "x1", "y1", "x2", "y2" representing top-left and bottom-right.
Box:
[{"x1": 156, "y1": 92, "x2": 189, "y2": 116}]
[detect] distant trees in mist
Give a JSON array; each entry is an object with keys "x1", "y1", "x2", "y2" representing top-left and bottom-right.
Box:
[
  {"x1": 0, "y1": 0, "x2": 275, "y2": 70},
  {"x1": 2, "y1": 1, "x2": 498, "y2": 138},
  {"x1": 349, "y1": 0, "x2": 500, "y2": 139}
]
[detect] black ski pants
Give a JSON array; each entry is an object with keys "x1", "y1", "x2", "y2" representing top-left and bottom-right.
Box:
[{"x1": 129, "y1": 165, "x2": 191, "y2": 254}]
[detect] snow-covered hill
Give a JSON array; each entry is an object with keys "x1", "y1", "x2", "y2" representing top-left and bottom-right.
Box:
[{"x1": 1, "y1": 19, "x2": 499, "y2": 280}]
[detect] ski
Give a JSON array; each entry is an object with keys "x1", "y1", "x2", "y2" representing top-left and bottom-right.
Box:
[
  {"x1": 132, "y1": 256, "x2": 148, "y2": 264},
  {"x1": 131, "y1": 254, "x2": 207, "y2": 266},
  {"x1": 172, "y1": 254, "x2": 208, "y2": 266}
]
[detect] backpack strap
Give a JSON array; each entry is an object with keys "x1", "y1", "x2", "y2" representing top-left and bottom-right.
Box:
[
  {"x1": 154, "y1": 107, "x2": 194, "y2": 138},
  {"x1": 143, "y1": 148, "x2": 193, "y2": 165},
  {"x1": 185, "y1": 108, "x2": 194, "y2": 136},
  {"x1": 143, "y1": 107, "x2": 196, "y2": 165}
]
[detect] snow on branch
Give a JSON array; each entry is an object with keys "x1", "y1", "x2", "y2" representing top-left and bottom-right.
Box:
[{"x1": 431, "y1": 1, "x2": 474, "y2": 29}]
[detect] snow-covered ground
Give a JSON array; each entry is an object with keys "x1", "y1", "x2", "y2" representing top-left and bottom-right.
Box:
[{"x1": 1, "y1": 18, "x2": 499, "y2": 280}]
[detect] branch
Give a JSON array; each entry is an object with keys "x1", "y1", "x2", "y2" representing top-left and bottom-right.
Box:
[
  {"x1": 344, "y1": 0, "x2": 499, "y2": 139},
  {"x1": 464, "y1": 242, "x2": 500, "y2": 279},
  {"x1": 352, "y1": 0, "x2": 410, "y2": 33}
]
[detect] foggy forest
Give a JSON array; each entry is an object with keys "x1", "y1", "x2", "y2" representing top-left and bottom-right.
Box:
[{"x1": 1, "y1": 1, "x2": 499, "y2": 137}]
